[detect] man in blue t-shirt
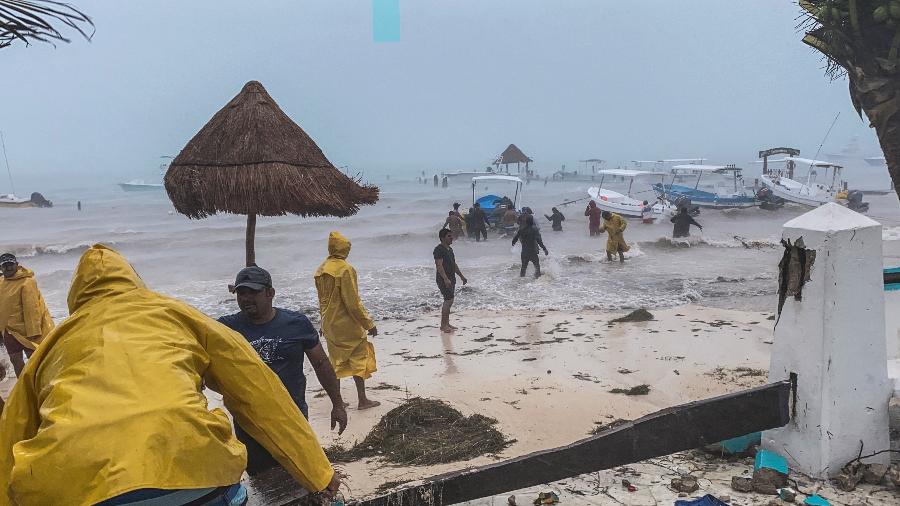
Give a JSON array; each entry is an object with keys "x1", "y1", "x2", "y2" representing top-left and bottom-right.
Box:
[{"x1": 218, "y1": 266, "x2": 347, "y2": 475}]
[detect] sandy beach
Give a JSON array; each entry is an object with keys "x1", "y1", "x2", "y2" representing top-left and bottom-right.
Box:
[{"x1": 285, "y1": 304, "x2": 777, "y2": 498}]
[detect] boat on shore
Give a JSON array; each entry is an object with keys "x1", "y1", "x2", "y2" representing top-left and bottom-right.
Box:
[
  {"x1": 586, "y1": 169, "x2": 673, "y2": 218},
  {"x1": 653, "y1": 165, "x2": 757, "y2": 209},
  {"x1": 759, "y1": 157, "x2": 845, "y2": 208},
  {"x1": 0, "y1": 192, "x2": 53, "y2": 209},
  {"x1": 1, "y1": 133, "x2": 53, "y2": 209},
  {"x1": 0, "y1": 194, "x2": 34, "y2": 208},
  {"x1": 118, "y1": 179, "x2": 164, "y2": 191}
]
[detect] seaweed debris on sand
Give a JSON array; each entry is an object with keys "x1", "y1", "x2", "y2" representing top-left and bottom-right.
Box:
[
  {"x1": 609, "y1": 384, "x2": 651, "y2": 395},
  {"x1": 610, "y1": 309, "x2": 654, "y2": 323},
  {"x1": 326, "y1": 397, "x2": 513, "y2": 465}
]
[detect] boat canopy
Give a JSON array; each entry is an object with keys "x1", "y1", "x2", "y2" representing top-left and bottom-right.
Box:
[
  {"x1": 671, "y1": 164, "x2": 731, "y2": 173},
  {"x1": 783, "y1": 156, "x2": 843, "y2": 169},
  {"x1": 632, "y1": 158, "x2": 706, "y2": 164},
  {"x1": 472, "y1": 175, "x2": 524, "y2": 184},
  {"x1": 598, "y1": 169, "x2": 662, "y2": 178}
]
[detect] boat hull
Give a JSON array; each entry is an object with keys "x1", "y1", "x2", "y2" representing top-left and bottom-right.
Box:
[
  {"x1": 652, "y1": 183, "x2": 757, "y2": 209},
  {"x1": 0, "y1": 201, "x2": 35, "y2": 208},
  {"x1": 759, "y1": 175, "x2": 831, "y2": 208},
  {"x1": 587, "y1": 187, "x2": 672, "y2": 218}
]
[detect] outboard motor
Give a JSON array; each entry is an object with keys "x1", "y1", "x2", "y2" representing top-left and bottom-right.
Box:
[
  {"x1": 674, "y1": 195, "x2": 700, "y2": 216},
  {"x1": 846, "y1": 189, "x2": 869, "y2": 213},
  {"x1": 756, "y1": 187, "x2": 784, "y2": 211}
]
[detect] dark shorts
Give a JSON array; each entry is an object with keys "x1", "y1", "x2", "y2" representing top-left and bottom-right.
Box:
[
  {"x1": 2, "y1": 332, "x2": 33, "y2": 358},
  {"x1": 437, "y1": 277, "x2": 456, "y2": 301}
]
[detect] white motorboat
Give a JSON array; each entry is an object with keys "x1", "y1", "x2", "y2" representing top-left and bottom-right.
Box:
[
  {"x1": 760, "y1": 157, "x2": 844, "y2": 208},
  {"x1": 0, "y1": 193, "x2": 33, "y2": 208},
  {"x1": 118, "y1": 179, "x2": 164, "y2": 191},
  {"x1": 587, "y1": 169, "x2": 673, "y2": 218}
]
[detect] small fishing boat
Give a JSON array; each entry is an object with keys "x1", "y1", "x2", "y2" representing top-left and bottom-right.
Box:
[
  {"x1": 471, "y1": 175, "x2": 524, "y2": 226},
  {"x1": 653, "y1": 165, "x2": 757, "y2": 209},
  {"x1": 118, "y1": 179, "x2": 164, "y2": 192},
  {"x1": 0, "y1": 194, "x2": 33, "y2": 208},
  {"x1": 586, "y1": 169, "x2": 673, "y2": 218},
  {"x1": 759, "y1": 157, "x2": 845, "y2": 208},
  {"x1": 0, "y1": 132, "x2": 52, "y2": 208}
]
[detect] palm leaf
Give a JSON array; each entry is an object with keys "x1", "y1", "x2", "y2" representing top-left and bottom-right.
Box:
[{"x1": 0, "y1": 0, "x2": 93, "y2": 49}]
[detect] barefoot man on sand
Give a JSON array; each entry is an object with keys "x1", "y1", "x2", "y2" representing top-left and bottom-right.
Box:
[
  {"x1": 434, "y1": 228, "x2": 468, "y2": 332},
  {"x1": 315, "y1": 232, "x2": 381, "y2": 410}
]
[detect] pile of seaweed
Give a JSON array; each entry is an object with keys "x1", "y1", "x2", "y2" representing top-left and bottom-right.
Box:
[
  {"x1": 609, "y1": 308, "x2": 654, "y2": 323},
  {"x1": 327, "y1": 397, "x2": 512, "y2": 465}
]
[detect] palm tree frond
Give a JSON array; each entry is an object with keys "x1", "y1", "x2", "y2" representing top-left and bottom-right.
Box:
[{"x1": 0, "y1": 0, "x2": 93, "y2": 49}]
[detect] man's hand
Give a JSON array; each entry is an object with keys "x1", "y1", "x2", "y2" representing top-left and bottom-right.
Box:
[
  {"x1": 442, "y1": 276, "x2": 453, "y2": 286},
  {"x1": 368, "y1": 326, "x2": 378, "y2": 337},
  {"x1": 331, "y1": 404, "x2": 348, "y2": 435},
  {"x1": 324, "y1": 468, "x2": 343, "y2": 498},
  {"x1": 544, "y1": 249, "x2": 549, "y2": 256},
  {"x1": 460, "y1": 275, "x2": 468, "y2": 286}
]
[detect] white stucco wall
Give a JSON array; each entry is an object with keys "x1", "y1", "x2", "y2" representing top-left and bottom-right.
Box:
[{"x1": 763, "y1": 203, "x2": 891, "y2": 478}]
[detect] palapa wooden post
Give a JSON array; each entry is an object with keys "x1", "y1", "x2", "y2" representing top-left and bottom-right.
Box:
[{"x1": 246, "y1": 213, "x2": 257, "y2": 267}]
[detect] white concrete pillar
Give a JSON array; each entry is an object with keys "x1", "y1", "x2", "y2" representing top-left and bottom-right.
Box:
[{"x1": 763, "y1": 203, "x2": 891, "y2": 478}]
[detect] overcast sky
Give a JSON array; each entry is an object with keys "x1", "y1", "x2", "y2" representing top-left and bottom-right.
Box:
[{"x1": 1, "y1": 0, "x2": 883, "y2": 189}]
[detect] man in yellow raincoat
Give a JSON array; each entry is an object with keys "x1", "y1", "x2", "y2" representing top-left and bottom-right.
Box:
[
  {"x1": 0, "y1": 253, "x2": 54, "y2": 377},
  {"x1": 0, "y1": 245, "x2": 339, "y2": 505},
  {"x1": 314, "y1": 232, "x2": 380, "y2": 410},
  {"x1": 600, "y1": 211, "x2": 630, "y2": 263}
]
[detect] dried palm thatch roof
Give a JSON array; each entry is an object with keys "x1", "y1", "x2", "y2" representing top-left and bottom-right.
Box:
[
  {"x1": 165, "y1": 80, "x2": 378, "y2": 219},
  {"x1": 495, "y1": 144, "x2": 532, "y2": 165}
]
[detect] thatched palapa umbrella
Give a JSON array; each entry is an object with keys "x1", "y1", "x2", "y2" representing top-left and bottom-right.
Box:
[{"x1": 165, "y1": 81, "x2": 379, "y2": 266}]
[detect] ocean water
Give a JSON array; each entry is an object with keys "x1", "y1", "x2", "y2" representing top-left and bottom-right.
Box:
[{"x1": 7, "y1": 175, "x2": 900, "y2": 323}]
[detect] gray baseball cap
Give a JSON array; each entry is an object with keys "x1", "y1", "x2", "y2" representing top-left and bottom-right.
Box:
[{"x1": 228, "y1": 266, "x2": 272, "y2": 293}]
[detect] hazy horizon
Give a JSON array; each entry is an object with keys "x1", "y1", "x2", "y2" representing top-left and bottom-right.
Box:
[{"x1": 1, "y1": 0, "x2": 887, "y2": 193}]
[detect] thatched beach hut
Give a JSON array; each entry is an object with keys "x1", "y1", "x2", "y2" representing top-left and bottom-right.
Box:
[
  {"x1": 494, "y1": 144, "x2": 533, "y2": 175},
  {"x1": 165, "y1": 80, "x2": 378, "y2": 266}
]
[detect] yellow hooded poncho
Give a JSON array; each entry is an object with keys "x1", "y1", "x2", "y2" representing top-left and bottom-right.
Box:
[
  {"x1": 314, "y1": 232, "x2": 377, "y2": 380},
  {"x1": 0, "y1": 245, "x2": 332, "y2": 505},
  {"x1": 600, "y1": 213, "x2": 630, "y2": 254},
  {"x1": 0, "y1": 266, "x2": 54, "y2": 350}
]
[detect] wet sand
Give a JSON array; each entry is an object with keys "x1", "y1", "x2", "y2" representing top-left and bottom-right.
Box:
[
  {"x1": 3, "y1": 303, "x2": 896, "y2": 505},
  {"x1": 298, "y1": 305, "x2": 777, "y2": 499}
]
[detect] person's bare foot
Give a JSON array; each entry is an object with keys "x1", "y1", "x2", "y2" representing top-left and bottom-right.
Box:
[
  {"x1": 447, "y1": 324, "x2": 458, "y2": 330},
  {"x1": 358, "y1": 399, "x2": 381, "y2": 410},
  {"x1": 441, "y1": 326, "x2": 455, "y2": 333}
]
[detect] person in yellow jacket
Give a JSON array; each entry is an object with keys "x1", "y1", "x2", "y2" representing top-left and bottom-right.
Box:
[
  {"x1": 314, "y1": 232, "x2": 380, "y2": 410},
  {"x1": 0, "y1": 253, "x2": 54, "y2": 377},
  {"x1": 600, "y1": 211, "x2": 630, "y2": 263},
  {"x1": 0, "y1": 245, "x2": 339, "y2": 505}
]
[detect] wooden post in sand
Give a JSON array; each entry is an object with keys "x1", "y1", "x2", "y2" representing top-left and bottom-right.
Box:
[
  {"x1": 246, "y1": 213, "x2": 256, "y2": 267},
  {"x1": 763, "y1": 203, "x2": 891, "y2": 477}
]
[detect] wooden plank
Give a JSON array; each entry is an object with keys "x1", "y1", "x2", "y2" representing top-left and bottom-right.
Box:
[{"x1": 351, "y1": 380, "x2": 792, "y2": 506}]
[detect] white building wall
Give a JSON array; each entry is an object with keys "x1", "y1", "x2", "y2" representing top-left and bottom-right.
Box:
[{"x1": 763, "y1": 203, "x2": 891, "y2": 478}]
